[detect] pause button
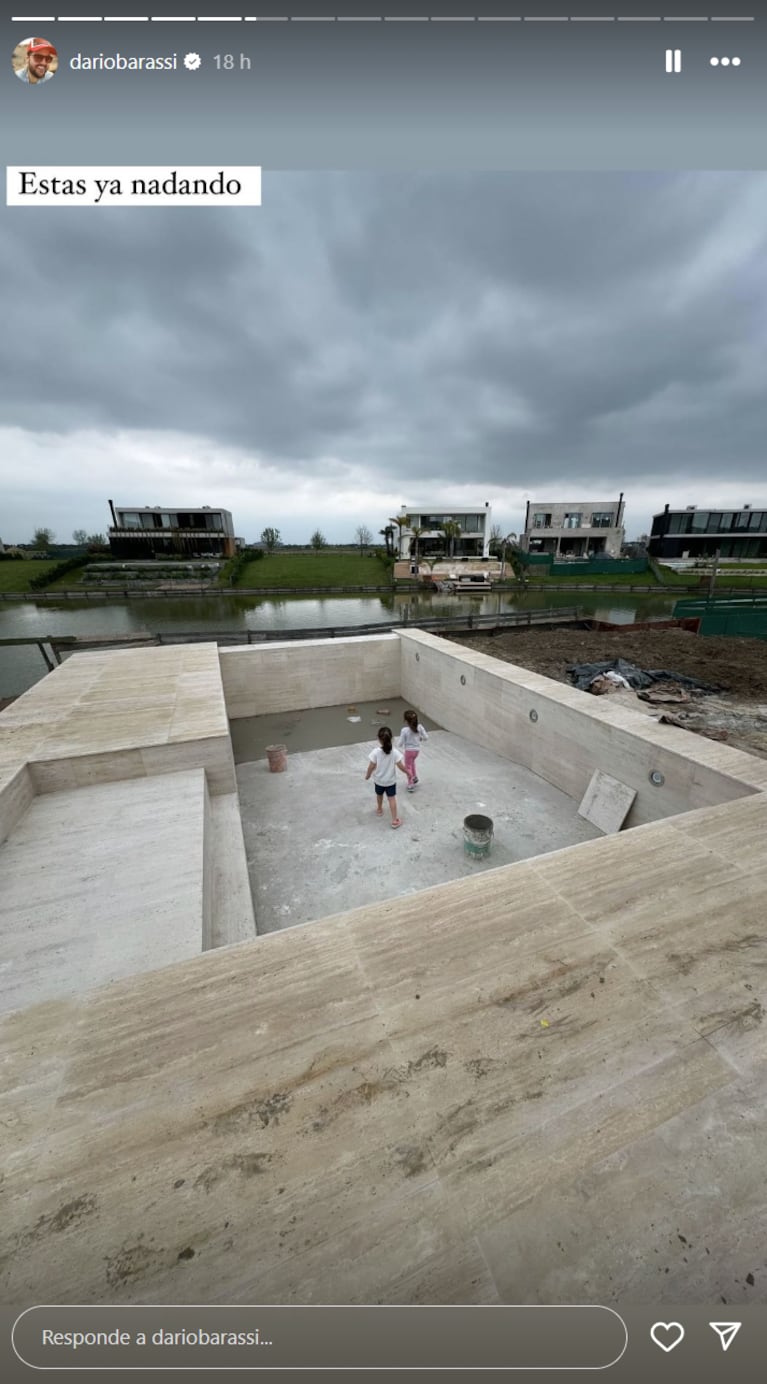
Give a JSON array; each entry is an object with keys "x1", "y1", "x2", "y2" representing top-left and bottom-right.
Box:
[{"x1": 665, "y1": 49, "x2": 682, "y2": 74}]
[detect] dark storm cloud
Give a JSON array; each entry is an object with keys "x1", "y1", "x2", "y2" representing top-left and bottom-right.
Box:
[{"x1": 1, "y1": 171, "x2": 764, "y2": 488}]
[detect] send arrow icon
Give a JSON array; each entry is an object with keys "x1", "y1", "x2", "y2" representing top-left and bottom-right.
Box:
[{"x1": 709, "y1": 1322, "x2": 742, "y2": 1352}]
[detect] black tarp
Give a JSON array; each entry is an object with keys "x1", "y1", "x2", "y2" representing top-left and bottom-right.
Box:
[{"x1": 566, "y1": 657, "x2": 722, "y2": 694}]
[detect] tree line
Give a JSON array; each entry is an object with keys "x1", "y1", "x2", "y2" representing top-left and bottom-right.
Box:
[
  {"x1": 258, "y1": 527, "x2": 374, "y2": 555},
  {"x1": 14, "y1": 528, "x2": 109, "y2": 552},
  {"x1": 21, "y1": 521, "x2": 524, "y2": 570},
  {"x1": 258, "y1": 519, "x2": 519, "y2": 563}
]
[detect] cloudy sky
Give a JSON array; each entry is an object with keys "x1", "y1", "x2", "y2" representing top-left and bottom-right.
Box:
[{"x1": 1, "y1": 170, "x2": 765, "y2": 546}]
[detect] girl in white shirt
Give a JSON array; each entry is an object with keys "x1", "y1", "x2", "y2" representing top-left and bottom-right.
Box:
[
  {"x1": 364, "y1": 726, "x2": 409, "y2": 828},
  {"x1": 397, "y1": 710, "x2": 429, "y2": 792}
]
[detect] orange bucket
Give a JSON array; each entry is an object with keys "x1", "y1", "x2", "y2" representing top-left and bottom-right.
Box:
[{"x1": 265, "y1": 744, "x2": 287, "y2": 773}]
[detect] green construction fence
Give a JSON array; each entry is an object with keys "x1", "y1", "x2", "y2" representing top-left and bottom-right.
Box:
[
  {"x1": 520, "y1": 553, "x2": 649, "y2": 577},
  {"x1": 673, "y1": 597, "x2": 767, "y2": 641}
]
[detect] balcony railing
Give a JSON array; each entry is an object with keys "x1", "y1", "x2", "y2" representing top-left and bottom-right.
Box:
[
  {"x1": 530, "y1": 522, "x2": 618, "y2": 533},
  {"x1": 109, "y1": 526, "x2": 227, "y2": 536}
]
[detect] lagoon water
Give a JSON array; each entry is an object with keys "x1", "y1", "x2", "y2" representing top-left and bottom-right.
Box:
[{"x1": 0, "y1": 589, "x2": 678, "y2": 698}]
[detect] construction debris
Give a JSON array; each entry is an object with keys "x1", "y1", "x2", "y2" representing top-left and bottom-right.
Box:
[
  {"x1": 638, "y1": 685, "x2": 693, "y2": 705},
  {"x1": 566, "y1": 657, "x2": 721, "y2": 695},
  {"x1": 588, "y1": 670, "x2": 632, "y2": 695}
]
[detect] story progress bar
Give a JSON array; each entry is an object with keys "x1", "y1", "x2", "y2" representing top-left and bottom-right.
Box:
[{"x1": 8, "y1": 16, "x2": 760, "y2": 26}]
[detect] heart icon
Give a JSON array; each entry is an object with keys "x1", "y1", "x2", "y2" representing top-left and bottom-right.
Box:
[{"x1": 651, "y1": 1322, "x2": 685, "y2": 1352}]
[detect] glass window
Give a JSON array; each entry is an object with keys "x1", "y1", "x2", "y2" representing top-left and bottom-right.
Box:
[
  {"x1": 563, "y1": 513, "x2": 582, "y2": 528},
  {"x1": 749, "y1": 510, "x2": 762, "y2": 529},
  {"x1": 120, "y1": 513, "x2": 141, "y2": 529},
  {"x1": 532, "y1": 513, "x2": 551, "y2": 529},
  {"x1": 690, "y1": 511, "x2": 710, "y2": 530},
  {"x1": 706, "y1": 513, "x2": 723, "y2": 532},
  {"x1": 590, "y1": 511, "x2": 614, "y2": 528},
  {"x1": 668, "y1": 513, "x2": 690, "y2": 534},
  {"x1": 735, "y1": 512, "x2": 750, "y2": 528},
  {"x1": 719, "y1": 512, "x2": 734, "y2": 530},
  {"x1": 760, "y1": 513, "x2": 767, "y2": 533}
]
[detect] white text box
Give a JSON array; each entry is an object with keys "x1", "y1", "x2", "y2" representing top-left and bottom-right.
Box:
[{"x1": 6, "y1": 166, "x2": 261, "y2": 207}]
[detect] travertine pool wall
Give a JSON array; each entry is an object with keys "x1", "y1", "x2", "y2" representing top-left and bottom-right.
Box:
[
  {"x1": 220, "y1": 634, "x2": 401, "y2": 719},
  {"x1": 398, "y1": 628, "x2": 762, "y2": 827}
]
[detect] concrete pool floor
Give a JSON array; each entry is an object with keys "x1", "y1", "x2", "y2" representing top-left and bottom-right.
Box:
[
  {"x1": 229, "y1": 696, "x2": 431, "y2": 763},
  {"x1": 235, "y1": 723, "x2": 602, "y2": 934}
]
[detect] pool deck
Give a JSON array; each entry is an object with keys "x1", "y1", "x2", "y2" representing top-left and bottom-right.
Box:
[
  {"x1": 1, "y1": 637, "x2": 766, "y2": 1309},
  {"x1": 2, "y1": 792, "x2": 767, "y2": 1307}
]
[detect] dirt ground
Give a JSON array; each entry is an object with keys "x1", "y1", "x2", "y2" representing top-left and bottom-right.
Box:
[{"x1": 446, "y1": 626, "x2": 767, "y2": 759}]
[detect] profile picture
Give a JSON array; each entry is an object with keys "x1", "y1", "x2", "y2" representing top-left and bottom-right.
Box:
[{"x1": 12, "y1": 36, "x2": 58, "y2": 85}]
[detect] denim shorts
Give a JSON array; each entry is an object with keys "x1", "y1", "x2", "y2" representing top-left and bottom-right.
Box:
[{"x1": 375, "y1": 783, "x2": 397, "y2": 798}]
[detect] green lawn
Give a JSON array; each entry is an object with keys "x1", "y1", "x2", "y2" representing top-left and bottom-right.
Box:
[
  {"x1": 1, "y1": 553, "x2": 391, "y2": 593},
  {"x1": 0, "y1": 559, "x2": 62, "y2": 592},
  {"x1": 44, "y1": 568, "x2": 92, "y2": 589},
  {"x1": 517, "y1": 565, "x2": 767, "y2": 589},
  {"x1": 653, "y1": 567, "x2": 767, "y2": 590},
  {"x1": 654, "y1": 566, "x2": 700, "y2": 587},
  {"x1": 709, "y1": 573, "x2": 767, "y2": 589},
  {"x1": 652, "y1": 566, "x2": 767, "y2": 589},
  {"x1": 230, "y1": 553, "x2": 387, "y2": 588}
]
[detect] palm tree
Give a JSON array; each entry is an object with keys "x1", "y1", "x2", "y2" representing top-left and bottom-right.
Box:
[
  {"x1": 389, "y1": 515, "x2": 410, "y2": 559},
  {"x1": 409, "y1": 525, "x2": 425, "y2": 562},
  {"x1": 501, "y1": 533, "x2": 524, "y2": 582},
  {"x1": 379, "y1": 526, "x2": 394, "y2": 557},
  {"x1": 440, "y1": 519, "x2": 462, "y2": 559}
]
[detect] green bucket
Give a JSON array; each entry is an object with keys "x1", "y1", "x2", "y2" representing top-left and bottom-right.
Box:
[{"x1": 463, "y1": 813, "x2": 493, "y2": 859}]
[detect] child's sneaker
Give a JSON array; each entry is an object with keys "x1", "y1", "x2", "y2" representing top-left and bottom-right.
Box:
[
  {"x1": 406, "y1": 784, "x2": 415, "y2": 793},
  {"x1": 412, "y1": 777, "x2": 419, "y2": 786}
]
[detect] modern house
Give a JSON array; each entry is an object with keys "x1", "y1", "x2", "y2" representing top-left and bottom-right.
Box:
[
  {"x1": 649, "y1": 505, "x2": 767, "y2": 561},
  {"x1": 107, "y1": 502, "x2": 236, "y2": 559},
  {"x1": 521, "y1": 496, "x2": 625, "y2": 558},
  {"x1": 391, "y1": 503, "x2": 492, "y2": 560}
]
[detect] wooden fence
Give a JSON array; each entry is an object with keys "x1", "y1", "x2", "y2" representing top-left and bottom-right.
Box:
[{"x1": 1, "y1": 607, "x2": 585, "y2": 675}]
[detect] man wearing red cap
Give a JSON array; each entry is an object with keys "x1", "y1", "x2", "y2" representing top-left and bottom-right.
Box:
[{"x1": 16, "y1": 37, "x2": 57, "y2": 84}]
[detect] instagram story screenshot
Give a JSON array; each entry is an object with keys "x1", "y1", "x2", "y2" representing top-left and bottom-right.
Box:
[{"x1": 1, "y1": 3, "x2": 766, "y2": 1382}]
